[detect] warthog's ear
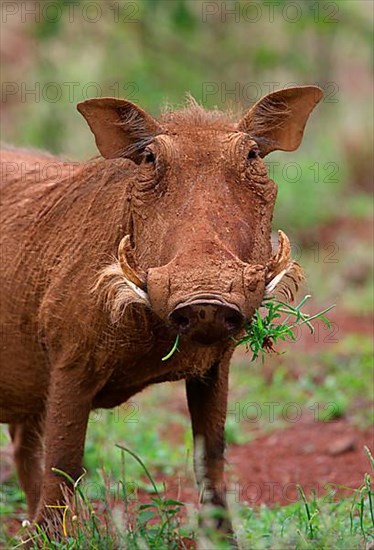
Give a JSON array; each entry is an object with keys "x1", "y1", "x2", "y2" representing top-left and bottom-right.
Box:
[
  {"x1": 77, "y1": 97, "x2": 162, "y2": 162},
  {"x1": 237, "y1": 86, "x2": 323, "y2": 157}
]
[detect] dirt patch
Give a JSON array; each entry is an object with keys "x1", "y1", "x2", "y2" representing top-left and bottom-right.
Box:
[
  {"x1": 137, "y1": 419, "x2": 373, "y2": 510},
  {"x1": 226, "y1": 419, "x2": 373, "y2": 506},
  {"x1": 327, "y1": 309, "x2": 372, "y2": 339}
]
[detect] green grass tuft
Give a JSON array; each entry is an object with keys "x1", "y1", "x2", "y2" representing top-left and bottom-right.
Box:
[{"x1": 235, "y1": 295, "x2": 335, "y2": 363}]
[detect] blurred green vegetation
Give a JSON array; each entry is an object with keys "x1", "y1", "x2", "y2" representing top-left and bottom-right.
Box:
[{"x1": 1, "y1": 0, "x2": 373, "y2": 233}]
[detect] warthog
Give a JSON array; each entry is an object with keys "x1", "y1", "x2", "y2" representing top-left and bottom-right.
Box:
[{"x1": 0, "y1": 86, "x2": 322, "y2": 535}]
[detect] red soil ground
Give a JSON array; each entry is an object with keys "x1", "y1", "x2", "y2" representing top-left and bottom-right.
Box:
[{"x1": 150, "y1": 418, "x2": 373, "y2": 508}]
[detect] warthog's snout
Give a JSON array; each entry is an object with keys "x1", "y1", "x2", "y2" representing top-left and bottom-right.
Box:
[
  {"x1": 145, "y1": 256, "x2": 268, "y2": 340},
  {"x1": 169, "y1": 296, "x2": 244, "y2": 345},
  {"x1": 103, "y1": 231, "x2": 303, "y2": 336}
]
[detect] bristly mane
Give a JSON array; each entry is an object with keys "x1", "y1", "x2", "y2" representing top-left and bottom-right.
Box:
[
  {"x1": 120, "y1": 96, "x2": 238, "y2": 158},
  {"x1": 160, "y1": 95, "x2": 237, "y2": 131},
  {"x1": 160, "y1": 94, "x2": 290, "y2": 137}
]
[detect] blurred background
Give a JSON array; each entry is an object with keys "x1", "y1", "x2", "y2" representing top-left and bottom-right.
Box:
[
  {"x1": 1, "y1": 0, "x2": 373, "y2": 238},
  {"x1": 1, "y1": 0, "x2": 373, "y2": 545}
]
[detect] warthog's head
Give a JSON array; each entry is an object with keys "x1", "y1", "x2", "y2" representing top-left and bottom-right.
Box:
[{"x1": 79, "y1": 86, "x2": 322, "y2": 345}]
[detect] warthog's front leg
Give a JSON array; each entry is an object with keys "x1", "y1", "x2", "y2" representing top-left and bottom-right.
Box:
[
  {"x1": 186, "y1": 353, "x2": 235, "y2": 539},
  {"x1": 35, "y1": 367, "x2": 92, "y2": 530}
]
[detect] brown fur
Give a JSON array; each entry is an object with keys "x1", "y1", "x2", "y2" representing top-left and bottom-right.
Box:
[{"x1": 0, "y1": 87, "x2": 322, "y2": 537}]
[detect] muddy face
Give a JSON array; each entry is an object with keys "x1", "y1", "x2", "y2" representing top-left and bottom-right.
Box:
[
  {"x1": 138, "y1": 131, "x2": 276, "y2": 343},
  {"x1": 78, "y1": 87, "x2": 323, "y2": 344}
]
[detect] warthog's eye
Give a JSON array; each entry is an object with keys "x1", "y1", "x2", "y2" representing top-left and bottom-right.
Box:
[
  {"x1": 247, "y1": 147, "x2": 259, "y2": 161},
  {"x1": 143, "y1": 150, "x2": 156, "y2": 164}
]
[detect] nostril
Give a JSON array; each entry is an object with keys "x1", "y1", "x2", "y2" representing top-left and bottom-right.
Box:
[
  {"x1": 170, "y1": 301, "x2": 244, "y2": 341},
  {"x1": 169, "y1": 305, "x2": 194, "y2": 333},
  {"x1": 173, "y1": 314, "x2": 190, "y2": 330},
  {"x1": 224, "y1": 312, "x2": 243, "y2": 332}
]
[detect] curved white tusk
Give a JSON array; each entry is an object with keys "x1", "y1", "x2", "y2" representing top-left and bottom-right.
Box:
[
  {"x1": 122, "y1": 277, "x2": 149, "y2": 303},
  {"x1": 265, "y1": 267, "x2": 289, "y2": 295},
  {"x1": 118, "y1": 235, "x2": 146, "y2": 291},
  {"x1": 265, "y1": 230, "x2": 304, "y2": 300},
  {"x1": 272, "y1": 230, "x2": 291, "y2": 272}
]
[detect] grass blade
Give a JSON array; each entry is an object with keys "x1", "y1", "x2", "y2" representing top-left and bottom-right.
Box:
[
  {"x1": 162, "y1": 334, "x2": 180, "y2": 361},
  {"x1": 116, "y1": 444, "x2": 161, "y2": 497}
]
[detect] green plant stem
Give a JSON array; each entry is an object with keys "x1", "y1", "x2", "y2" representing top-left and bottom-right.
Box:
[
  {"x1": 162, "y1": 335, "x2": 180, "y2": 361},
  {"x1": 116, "y1": 444, "x2": 161, "y2": 497}
]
